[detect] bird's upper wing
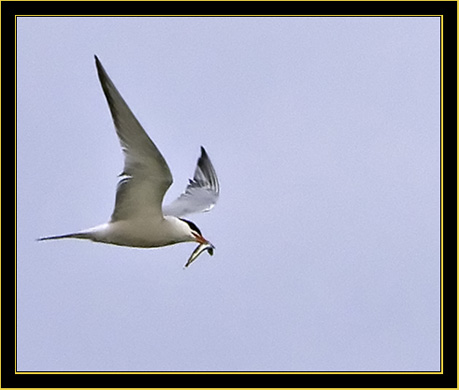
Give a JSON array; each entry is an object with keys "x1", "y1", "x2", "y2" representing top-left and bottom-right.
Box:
[
  {"x1": 95, "y1": 56, "x2": 173, "y2": 222},
  {"x1": 163, "y1": 146, "x2": 219, "y2": 217}
]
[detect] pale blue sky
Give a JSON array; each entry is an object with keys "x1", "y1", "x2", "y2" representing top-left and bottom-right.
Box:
[{"x1": 17, "y1": 16, "x2": 440, "y2": 371}]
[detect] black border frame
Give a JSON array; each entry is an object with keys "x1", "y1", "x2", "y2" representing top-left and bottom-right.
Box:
[{"x1": 4, "y1": 1, "x2": 457, "y2": 388}]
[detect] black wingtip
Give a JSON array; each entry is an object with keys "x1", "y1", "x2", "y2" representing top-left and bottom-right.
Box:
[
  {"x1": 200, "y1": 146, "x2": 208, "y2": 157},
  {"x1": 94, "y1": 55, "x2": 103, "y2": 71},
  {"x1": 94, "y1": 55, "x2": 107, "y2": 85}
]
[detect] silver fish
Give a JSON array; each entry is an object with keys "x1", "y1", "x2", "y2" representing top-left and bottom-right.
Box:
[{"x1": 184, "y1": 242, "x2": 215, "y2": 268}]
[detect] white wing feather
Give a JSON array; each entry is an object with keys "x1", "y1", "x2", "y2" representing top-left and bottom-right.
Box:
[{"x1": 163, "y1": 146, "x2": 219, "y2": 217}]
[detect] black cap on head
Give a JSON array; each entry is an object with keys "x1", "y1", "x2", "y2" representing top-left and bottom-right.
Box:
[{"x1": 179, "y1": 218, "x2": 202, "y2": 236}]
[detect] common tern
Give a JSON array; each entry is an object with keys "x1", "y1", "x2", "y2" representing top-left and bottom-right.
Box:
[{"x1": 38, "y1": 56, "x2": 220, "y2": 266}]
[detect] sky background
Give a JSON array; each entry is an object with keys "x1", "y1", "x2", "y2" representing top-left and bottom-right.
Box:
[{"x1": 17, "y1": 17, "x2": 440, "y2": 372}]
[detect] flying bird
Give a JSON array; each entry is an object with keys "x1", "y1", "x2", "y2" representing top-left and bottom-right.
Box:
[{"x1": 38, "y1": 56, "x2": 220, "y2": 267}]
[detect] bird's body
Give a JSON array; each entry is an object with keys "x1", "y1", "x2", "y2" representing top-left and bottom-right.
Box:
[
  {"x1": 39, "y1": 56, "x2": 219, "y2": 265},
  {"x1": 41, "y1": 217, "x2": 194, "y2": 248}
]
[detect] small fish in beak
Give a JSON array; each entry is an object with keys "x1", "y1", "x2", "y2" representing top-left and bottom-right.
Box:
[{"x1": 184, "y1": 241, "x2": 215, "y2": 268}]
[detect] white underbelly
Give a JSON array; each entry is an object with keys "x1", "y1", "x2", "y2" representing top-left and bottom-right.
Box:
[{"x1": 89, "y1": 220, "x2": 180, "y2": 248}]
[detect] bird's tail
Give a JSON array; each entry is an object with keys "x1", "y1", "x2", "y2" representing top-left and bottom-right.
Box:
[{"x1": 37, "y1": 232, "x2": 92, "y2": 242}]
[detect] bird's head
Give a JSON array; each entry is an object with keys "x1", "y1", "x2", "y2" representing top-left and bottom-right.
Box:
[{"x1": 179, "y1": 218, "x2": 210, "y2": 245}]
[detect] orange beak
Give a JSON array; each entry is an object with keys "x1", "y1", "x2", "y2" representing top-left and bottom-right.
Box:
[{"x1": 193, "y1": 232, "x2": 208, "y2": 245}]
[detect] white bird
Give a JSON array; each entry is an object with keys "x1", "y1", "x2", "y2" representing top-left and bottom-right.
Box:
[{"x1": 39, "y1": 56, "x2": 220, "y2": 266}]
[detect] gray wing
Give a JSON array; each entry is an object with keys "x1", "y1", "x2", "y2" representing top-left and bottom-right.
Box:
[
  {"x1": 163, "y1": 146, "x2": 219, "y2": 217},
  {"x1": 95, "y1": 55, "x2": 173, "y2": 222}
]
